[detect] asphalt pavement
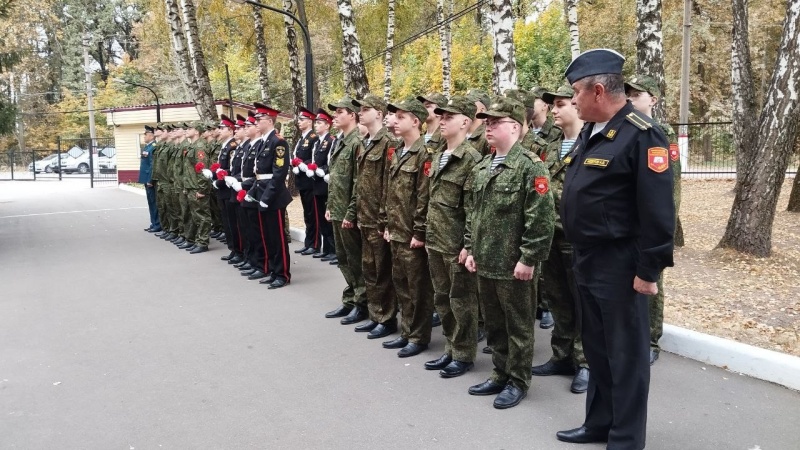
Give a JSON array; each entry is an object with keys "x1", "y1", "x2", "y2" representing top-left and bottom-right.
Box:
[{"x1": 1, "y1": 181, "x2": 799, "y2": 449}]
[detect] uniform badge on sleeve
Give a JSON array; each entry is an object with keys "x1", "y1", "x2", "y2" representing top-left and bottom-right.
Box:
[
  {"x1": 533, "y1": 176, "x2": 549, "y2": 195},
  {"x1": 669, "y1": 143, "x2": 679, "y2": 162},
  {"x1": 387, "y1": 147, "x2": 395, "y2": 161},
  {"x1": 647, "y1": 147, "x2": 669, "y2": 173},
  {"x1": 197, "y1": 151, "x2": 206, "y2": 161}
]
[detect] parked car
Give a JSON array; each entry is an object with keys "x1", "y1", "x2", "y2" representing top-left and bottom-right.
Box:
[
  {"x1": 27, "y1": 154, "x2": 58, "y2": 173},
  {"x1": 97, "y1": 147, "x2": 117, "y2": 172},
  {"x1": 55, "y1": 146, "x2": 91, "y2": 174}
]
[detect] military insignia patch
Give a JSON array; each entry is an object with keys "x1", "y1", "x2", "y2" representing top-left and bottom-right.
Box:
[
  {"x1": 648, "y1": 147, "x2": 669, "y2": 173},
  {"x1": 276, "y1": 157, "x2": 284, "y2": 167},
  {"x1": 197, "y1": 151, "x2": 206, "y2": 160},
  {"x1": 423, "y1": 160, "x2": 432, "y2": 177},
  {"x1": 564, "y1": 156, "x2": 573, "y2": 165},
  {"x1": 669, "y1": 143, "x2": 679, "y2": 161},
  {"x1": 276, "y1": 146, "x2": 286, "y2": 157},
  {"x1": 584, "y1": 158, "x2": 610, "y2": 168},
  {"x1": 533, "y1": 176, "x2": 549, "y2": 195},
  {"x1": 606, "y1": 129, "x2": 616, "y2": 139},
  {"x1": 387, "y1": 147, "x2": 395, "y2": 161}
]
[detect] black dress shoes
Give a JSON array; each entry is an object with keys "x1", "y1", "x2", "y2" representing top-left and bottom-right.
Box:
[
  {"x1": 539, "y1": 310, "x2": 555, "y2": 329},
  {"x1": 149, "y1": 227, "x2": 162, "y2": 233},
  {"x1": 184, "y1": 244, "x2": 197, "y2": 251},
  {"x1": 174, "y1": 238, "x2": 188, "y2": 246},
  {"x1": 398, "y1": 342, "x2": 427, "y2": 358},
  {"x1": 312, "y1": 252, "x2": 327, "y2": 258},
  {"x1": 300, "y1": 247, "x2": 317, "y2": 256},
  {"x1": 221, "y1": 251, "x2": 235, "y2": 261},
  {"x1": 320, "y1": 253, "x2": 337, "y2": 262},
  {"x1": 163, "y1": 233, "x2": 177, "y2": 240},
  {"x1": 482, "y1": 346, "x2": 493, "y2": 354},
  {"x1": 431, "y1": 312, "x2": 442, "y2": 327},
  {"x1": 367, "y1": 321, "x2": 397, "y2": 339},
  {"x1": 354, "y1": 320, "x2": 378, "y2": 332},
  {"x1": 493, "y1": 383, "x2": 526, "y2": 409},
  {"x1": 328, "y1": 258, "x2": 339, "y2": 265},
  {"x1": 325, "y1": 305, "x2": 352, "y2": 318},
  {"x1": 144, "y1": 227, "x2": 153, "y2": 232},
  {"x1": 440, "y1": 360, "x2": 474, "y2": 378},
  {"x1": 650, "y1": 349, "x2": 660, "y2": 365},
  {"x1": 571, "y1": 368, "x2": 589, "y2": 393},
  {"x1": 240, "y1": 269, "x2": 256, "y2": 277},
  {"x1": 468, "y1": 379, "x2": 505, "y2": 396},
  {"x1": 189, "y1": 245, "x2": 208, "y2": 254},
  {"x1": 177, "y1": 241, "x2": 193, "y2": 249},
  {"x1": 267, "y1": 278, "x2": 288, "y2": 289},
  {"x1": 382, "y1": 336, "x2": 408, "y2": 349},
  {"x1": 294, "y1": 246, "x2": 310, "y2": 254},
  {"x1": 228, "y1": 256, "x2": 244, "y2": 265},
  {"x1": 155, "y1": 231, "x2": 167, "y2": 237},
  {"x1": 247, "y1": 270, "x2": 267, "y2": 280},
  {"x1": 424, "y1": 354, "x2": 452, "y2": 370},
  {"x1": 556, "y1": 427, "x2": 608, "y2": 444},
  {"x1": 210, "y1": 231, "x2": 221, "y2": 238},
  {"x1": 259, "y1": 274, "x2": 277, "y2": 284},
  {"x1": 237, "y1": 263, "x2": 253, "y2": 270},
  {"x1": 531, "y1": 359, "x2": 574, "y2": 376},
  {"x1": 340, "y1": 306, "x2": 367, "y2": 325}
]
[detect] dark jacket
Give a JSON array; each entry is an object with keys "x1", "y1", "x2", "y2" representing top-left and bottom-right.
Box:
[{"x1": 137, "y1": 141, "x2": 156, "y2": 184}]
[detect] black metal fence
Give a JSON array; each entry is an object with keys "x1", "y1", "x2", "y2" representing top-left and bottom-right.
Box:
[
  {"x1": 672, "y1": 122, "x2": 799, "y2": 178},
  {"x1": 0, "y1": 137, "x2": 117, "y2": 186}
]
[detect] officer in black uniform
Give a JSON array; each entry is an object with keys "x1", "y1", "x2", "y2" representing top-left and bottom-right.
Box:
[
  {"x1": 291, "y1": 107, "x2": 321, "y2": 255},
  {"x1": 247, "y1": 102, "x2": 293, "y2": 289},
  {"x1": 556, "y1": 49, "x2": 675, "y2": 450},
  {"x1": 225, "y1": 114, "x2": 250, "y2": 266},
  {"x1": 238, "y1": 111, "x2": 267, "y2": 278},
  {"x1": 311, "y1": 109, "x2": 337, "y2": 260},
  {"x1": 214, "y1": 115, "x2": 239, "y2": 262}
]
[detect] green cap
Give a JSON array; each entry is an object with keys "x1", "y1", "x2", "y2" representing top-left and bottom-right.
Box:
[
  {"x1": 416, "y1": 92, "x2": 448, "y2": 107},
  {"x1": 433, "y1": 95, "x2": 477, "y2": 119},
  {"x1": 387, "y1": 97, "x2": 429, "y2": 123},
  {"x1": 504, "y1": 89, "x2": 535, "y2": 108},
  {"x1": 352, "y1": 94, "x2": 387, "y2": 115},
  {"x1": 466, "y1": 89, "x2": 491, "y2": 108},
  {"x1": 328, "y1": 96, "x2": 355, "y2": 112},
  {"x1": 541, "y1": 85, "x2": 575, "y2": 105},
  {"x1": 180, "y1": 122, "x2": 191, "y2": 130},
  {"x1": 476, "y1": 97, "x2": 525, "y2": 126},
  {"x1": 625, "y1": 75, "x2": 661, "y2": 97},
  {"x1": 191, "y1": 121, "x2": 206, "y2": 132},
  {"x1": 532, "y1": 86, "x2": 548, "y2": 100}
]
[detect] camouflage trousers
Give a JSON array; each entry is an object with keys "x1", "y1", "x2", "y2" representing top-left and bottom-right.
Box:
[
  {"x1": 541, "y1": 237, "x2": 587, "y2": 368},
  {"x1": 156, "y1": 183, "x2": 170, "y2": 232},
  {"x1": 177, "y1": 189, "x2": 191, "y2": 238},
  {"x1": 333, "y1": 221, "x2": 366, "y2": 308},
  {"x1": 391, "y1": 241, "x2": 434, "y2": 345},
  {"x1": 189, "y1": 192, "x2": 211, "y2": 246},
  {"x1": 166, "y1": 186, "x2": 183, "y2": 235},
  {"x1": 428, "y1": 249, "x2": 478, "y2": 362},
  {"x1": 649, "y1": 274, "x2": 665, "y2": 352},
  {"x1": 361, "y1": 226, "x2": 397, "y2": 324},
  {"x1": 479, "y1": 275, "x2": 537, "y2": 391}
]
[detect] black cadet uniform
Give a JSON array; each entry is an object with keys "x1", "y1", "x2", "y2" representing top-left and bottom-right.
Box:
[
  {"x1": 214, "y1": 135, "x2": 238, "y2": 256},
  {"x1": 293, "y1": 123, "x2": 320, "y2": 252},
  {"x1": 560, "y1": 52, "x2": 674, "y2": 450},
  {"x1": 240, "y1": 135, "x2": 266, "y2": 274},
  {"x1": 312, "y1": 130, "x2": 337, "y2": 257}
]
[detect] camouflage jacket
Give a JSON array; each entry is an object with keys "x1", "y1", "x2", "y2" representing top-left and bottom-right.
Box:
[
  {"x1": 170, "y1": 141, "x2": 187, "y2": 190},
  {"x1": 425, "y1": 126, "x2": 446, "y2": 153},
  {"x1": 541, "y1": 136, "x2": 577, "y2": 235},
  {"x1": 520, "y1": 129, "x2": 549, "y2": 161},
  {"x1": 356, "y1": 127, "x2": 395, "y2": 230},
  {"x1": 465, "y1": 143, "x2": 555, "y2": 280},
  {"x1": 327, "y1": 128, "x2": 361, "y2": 222},
  {"x1": 182, "y1": 140, "x2": 211, "y2": 194},
  {"x1": 467, "y1": 123, "x2": 491, "y2": 156},
  {"x1": 426, "y1": 140, "x2": 482, "y2": 255},
  {"x1": 151, "y1": 141, "x2": 166, "y2": 183},
  {"x1": 382, "y1": 136, "x2": 432, "y2": 243},
  {"x1": 660, "y1": 122, "x2": 682, "y2": 210},
  {"x1": 535, "y1": 114, "x2": 563, "y2": 143}
]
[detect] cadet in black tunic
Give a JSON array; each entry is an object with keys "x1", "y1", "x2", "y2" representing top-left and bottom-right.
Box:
[{"x1": 556, "y1": 49, "x2": 675, "y2": 450}]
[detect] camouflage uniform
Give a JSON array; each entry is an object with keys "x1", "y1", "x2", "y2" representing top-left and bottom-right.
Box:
[
  {"x1": 464, "y1": 99, "x2": 555, "y2": 391},
  {"x1": 466, "y1": 90, "x2": 493, "y2": 156},
  {"x1": 152, "y1": 139, "x2": 169, "y2": 233},
  {"x1": 183, "y1": 134, "x2": 212, "y2": 246},
  {"x1": 206, "y1": 137, "x2": 224, "y2": 234},
  {"x1": 535, "y1": 114, "x2": 563, "y2": 143},
  {"x1": 172, "y1": 139, "x2": 189, "y2": 239},
  {"x1": 328, "y1": 124, "x2": 367, "y2": 309}
]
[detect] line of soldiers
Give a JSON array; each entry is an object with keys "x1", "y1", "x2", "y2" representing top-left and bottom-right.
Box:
[{"x1": 137, "y1": 70, "x2": 680, "y2": 415}]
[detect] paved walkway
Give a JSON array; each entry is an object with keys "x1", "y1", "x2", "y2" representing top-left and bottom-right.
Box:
[{"x1": 1, "y1": 181, "x2": 798, "y2": 449}]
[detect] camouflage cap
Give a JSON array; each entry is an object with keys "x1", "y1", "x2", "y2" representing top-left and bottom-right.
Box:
[
  {"x1": 504, "y1": 89, "x2": 535, "y2": 108},
  {"x1": 476, "y1": 97, "x2": 525, "y2": 126},
  {"x1": 541, "y1": 85, "x2": 575, "y2": 105},
  {"x1": 328, "y1": 96, "x2": 356, "y2": 113},
  {"x1": 434, "y1": 95, "x2": 477, "y2": 119},
  {"x1": 530, "y1": 86, "x2": 547, "y2": 100},
  {"x1": 191, "y1": 121, "x2": 206, "y2": 132},
  {"x1": 466, "y1": 89, "x2": 491, "y2": 108},
  {"x1": 352, "y1": 94, "x2": 387, "y2": 115},
  {"x1": 625, "y1": 74, "x2": 661, "y2": 97},
  {"x1": 180, "y1": 122, "x2": 191, "y2": 130},
  {"x1": 416, "y1": 92, "x2": 448, "y2": 106},
  {"x1": 387, "y1": 97, "x2": 429, "y2": 123},
  {"x1": 204, "y1": 121, "x2": 216, "y2": 131}
]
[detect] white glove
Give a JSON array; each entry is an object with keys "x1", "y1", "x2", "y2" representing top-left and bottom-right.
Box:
[
  {"x1": 224, "y1": 176, "x2": 235, "y2": 187},
  {"x1": 244, "y1": 194, "x2": 256, "y2": 203},
  {"x1": 324, "y1": 174, "x2": 330, "y2": 183},
  {"x1": 201, "y1": 168, "x2": 213, "y2": 179},
  {"x1": 315, "y1": 168, "x2": 325, "y2": 177},
  {"x1": 292, "y1": 167, "x2": 300, "y2": 175},
  {"x1": 305, "y1": 169, "x2": 314, "y2": 178},
  {"x1": 212, "y1": 182, "x2": 218, "y2": 189},
  {"x1": 259, "y1": 201, "x2": 268, "y2": 208},
  {"x1": 232, "y1": 181, "x2": 242, "y2": 191},
  {"x1": 298, "y1": 162, "x2": 308, "y2": 172}
]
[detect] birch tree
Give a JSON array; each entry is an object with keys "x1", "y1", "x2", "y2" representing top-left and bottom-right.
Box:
[
  {"x1": 438, "y1": 0, "x2": 452, "y2": 97},
  {"x1": 178, "y1": 0, "x2": 217, "y2": 120},
  {"x1": 488, "y1": 0, "x2": 517, "y2": 94},
  {"x1": 165, "y1": 0, "x2": 203, "y2": 113},
  {"x1": 283, "y1": 0, "x2": 304, "y2": 112},
  {"x1": 718, "y1": 0, "x2": 800, "y2": 256},
  {"x1": 787, "y1": 135, "x2": 800, "y2": 212},
  {"x1": 337, "y1": 0, "x2": 369, "y2": 97},
  {"x1": 383, "y1": 0, "x2": 396, "y2": 101},
  {"x1": 564, "y1": 0, "x2": 580, "y2": 60},
  {"x1": 635, "y1": 0, "x2": 667, "y2": 122},
  {"x1": 251, "y1": 1, "x2": 270, "y2": 102}
]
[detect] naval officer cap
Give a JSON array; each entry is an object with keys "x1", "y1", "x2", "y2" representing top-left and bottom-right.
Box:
[{"x1": 564, "y1": 49, "x2": 626, "y2": 85}]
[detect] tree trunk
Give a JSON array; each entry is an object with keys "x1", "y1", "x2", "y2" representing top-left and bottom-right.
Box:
[
  {"x1": 384, "y1": 0, "x2": 396, "y2": 102},
  {"x1": 635, "y1": 0, "x2": 667, "y2": 122},
  {"x1": 336, "y1": 0, "x2": 370, "y2": 98},
  {"x1": 178, "y1": 0, "x2": 217, "y2": 120},
  {"x1": 295, "y1": 0, "x2": 319, "y2": 109},
  {"x1": 565, "y1": 0, "x2": 580, "y2": 60},
  {"x1": 283, "y1": 0, "x2": 304, "y2": 113},
  {"x1": 787, "y1": 135, "x2": 800, "y2": 212},
  {"x1": 165, "y1": 0, "x2": 202, "y2": 108},
  {"x1": 438, "y1": 0, "x2": 452, "y2": 97},
  {"x1": 251, "y1": 1, "x2": 270, "y2": 103},
  {"x1": 718, "y1": 0, "x2": 800, "y2": 256},
  {"x1": 488, "y1": 0, "x2": 517, "y2": 94},
  {"x1": 730, "y1": 0, "x2": 758, "y2": 190}
]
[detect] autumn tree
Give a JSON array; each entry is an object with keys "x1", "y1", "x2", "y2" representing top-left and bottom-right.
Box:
[
  {"x1": 564, "y1": 0, "x2": 580, "y2": 59},
  {"x1": 336, "y1": 0, "x2": 369, "y2": 97},
  {"x1": 488, "y1": 0, "x2": 517, "y2": 93},
  {"x1": 787, "y1": 135, "x2": 800, "y2": 212},
  {"x1": 383, "y1": 0, "x2": 396, "y2": 101},
  {"x1": 251, "y1": 0, "x2": 270, "y2": 102}
]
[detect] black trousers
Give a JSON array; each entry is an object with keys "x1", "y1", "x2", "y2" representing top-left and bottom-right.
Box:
[
  {"x1": 242, "y1": 206, "x2": 265, "y2": 272},
  {"x1": 573, "y1": 240, "x2": 650, "y2": 450},
  {"x1": 223, "y1": 198, "x2": 242, "y2": 254},
  {"x1": 315, "y1": 194, "x2": 335, "y2": 255},
  {"x1": 258, "y1": 208, "x2": 291, "y2": 282},
  {"x1": 300, "y1": 188, "x2": 320, "y2": 250}
]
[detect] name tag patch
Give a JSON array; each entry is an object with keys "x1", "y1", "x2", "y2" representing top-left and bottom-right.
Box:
[{"x1": 584, "y1": 158, "x2": 610, "y2": 168}]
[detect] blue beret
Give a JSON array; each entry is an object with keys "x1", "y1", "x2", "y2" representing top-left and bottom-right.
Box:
[{"x1": 565, "y1": 49, "x2": 626, "y2": 84}]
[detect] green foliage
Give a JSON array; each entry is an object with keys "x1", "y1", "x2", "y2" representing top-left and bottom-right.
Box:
[
  {"x1": 514, "y1": 2, "x2": 572, "y2": 91},
  {"x1": 0, "y1": 98, "x2": 16, "y2": 135}
]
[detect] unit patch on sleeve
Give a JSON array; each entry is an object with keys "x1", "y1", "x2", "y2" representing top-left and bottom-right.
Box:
[{"x1": 647, "y1": 147, "x2": 669, "y2": 173}]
